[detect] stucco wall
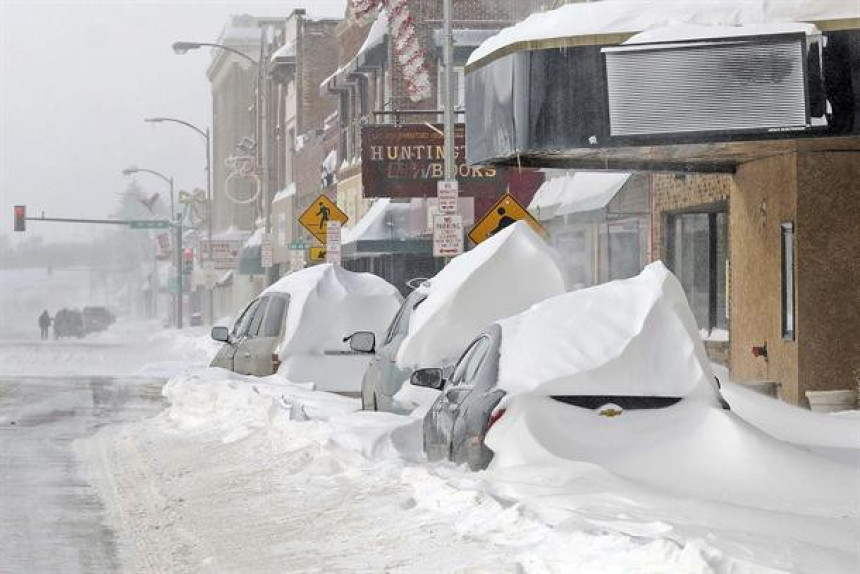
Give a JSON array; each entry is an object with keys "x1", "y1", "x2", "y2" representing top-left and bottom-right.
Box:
[
  {"x1": 731, "y1": 154, "x2": 799, "y2": 403},
  {"x1": 795, "y1": 151, "x2": 860, "y2": 403}
]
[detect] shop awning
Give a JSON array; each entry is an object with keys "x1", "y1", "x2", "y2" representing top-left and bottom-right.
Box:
[{"x1": 529, "y1": 172, "x2": 630, "y2": 222}]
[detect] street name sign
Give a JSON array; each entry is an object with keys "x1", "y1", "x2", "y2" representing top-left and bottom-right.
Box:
[
  {"x1": 288, "y1": 238, "x2": 312, "y2": 251},
  {"x1": 468, "y1": 192, "x2": 545, "y2": 245},
  {"x1": 299, "y1": 195, "x2": 348, "y2": 244},
  {"x1": 129, "y1": 220, "x2": 170, "y2": 230},
  {"x1": 433, "y1": 214, "x2": 464, "y2": 257}
]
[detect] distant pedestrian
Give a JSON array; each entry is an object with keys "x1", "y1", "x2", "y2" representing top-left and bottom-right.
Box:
[{"x1": 38, "y1": 310, "x2": 51, "y2": 340}]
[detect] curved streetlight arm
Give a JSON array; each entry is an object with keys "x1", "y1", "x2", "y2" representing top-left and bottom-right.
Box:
[
  {"x1": 172, "y1": 41, "x2": 259, "y2": 67},
  {"x1": 144, "y1": 117, "x2": 208, "y2": 140},
  {"x1": 124, "y1": 167, "x2": 172, "y2": 186}
]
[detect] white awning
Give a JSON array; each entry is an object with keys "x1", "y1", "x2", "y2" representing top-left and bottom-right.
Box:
[{"x1": 528, "y1": 172, "x2": 631, "y2": 221}]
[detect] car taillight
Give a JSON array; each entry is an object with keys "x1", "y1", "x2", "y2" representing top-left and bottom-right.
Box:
[
  {"x1": 488, "y1": 408, "x2": 506, "y2": 429},
  {"x1": 271, "y1": 353, "x2": 281, "y2": 372}
]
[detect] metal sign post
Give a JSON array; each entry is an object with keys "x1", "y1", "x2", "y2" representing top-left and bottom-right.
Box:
[{"x1": 325, "y1": 221, "x2": 342, "y2": 266}]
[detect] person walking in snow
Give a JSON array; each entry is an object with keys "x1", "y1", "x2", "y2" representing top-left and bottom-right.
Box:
[{"x1": 38, "y1": 310, "x2": 51, "y2": 340}]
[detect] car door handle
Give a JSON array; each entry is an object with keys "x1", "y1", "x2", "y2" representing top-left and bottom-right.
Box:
[{"x1": 243, "y1": 352, "x2": 252, "y2": 358}]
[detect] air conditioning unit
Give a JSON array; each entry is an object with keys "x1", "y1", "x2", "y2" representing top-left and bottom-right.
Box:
[{"x1": 603, "y1": 33, "x2": 826, "y2": 139}]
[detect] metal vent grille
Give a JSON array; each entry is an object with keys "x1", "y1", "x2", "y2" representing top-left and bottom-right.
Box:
[{"x1": 604, "y1": 37, "x2": 808, "y2": 137}]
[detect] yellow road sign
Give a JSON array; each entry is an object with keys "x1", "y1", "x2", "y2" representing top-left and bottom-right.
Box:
[
  {"x1": 309, "y1": 246, "x2": 327, "y2": 262},
  {"x1": 468, "y1": 192, "x2": 545, "y2": 245},
  {"x1": 299, "y1": 195, "x2": 348, "y2": 243}
]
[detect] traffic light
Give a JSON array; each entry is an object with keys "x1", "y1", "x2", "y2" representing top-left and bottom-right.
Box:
[
  {"x1": 13, "y1": 205, "x2": 25, "y2": 232},
  {"x1": 183, "y1": 248, "x2": 194, "y2": 275}
]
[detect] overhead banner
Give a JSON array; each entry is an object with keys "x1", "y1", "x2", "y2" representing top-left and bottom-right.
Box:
[{"x1": 362, "y1": 123, "x2": 512, "y2": 199}]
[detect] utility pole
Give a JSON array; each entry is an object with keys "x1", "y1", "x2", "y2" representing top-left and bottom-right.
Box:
[
  {"x1": 443, "y1": 0, "x2": 455, "y2": 182},
  {"x1": 259, "y1": 28, "x2": 273, "y2": 287},
  {"x1": 175, "y1": 212, "x2": 183, "y2": 329}
]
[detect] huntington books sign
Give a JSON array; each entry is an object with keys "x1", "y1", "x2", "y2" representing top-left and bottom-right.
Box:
[{"x1": 361, "y1": 124, "x2": 511, "y2": 199}]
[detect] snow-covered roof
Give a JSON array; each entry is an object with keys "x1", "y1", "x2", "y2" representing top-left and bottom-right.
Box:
[
  {"x1": 495, "y1": 262, "x2": 717, "y2": 402},
  {"x1": 321, "y1": 9, "x2": 389, "y2": 89},
  {"x1": 342, "y1": 199, "x2": 412, "y2": 244},
  {"x1": 468, "y1": 0, "x2": 860, "y2": 67},
  {"x1": 529, "y1": 172, "x2": 631, "y2": 221},
  {"x1": 270, "y1": 41, "x2": 296, "y2": 62},
  {"x1": 244, "y1": 228, "x2": 264, "y2": 248},
  {"x1": 396, "y1": 222, "x2": 567, "y2": 368},
  {"x1": 623, "y1": 21, "x2": 821, "y2": 45},
  {"x1": 272, "y1": 183, "x2": 296, "y2": 203}
]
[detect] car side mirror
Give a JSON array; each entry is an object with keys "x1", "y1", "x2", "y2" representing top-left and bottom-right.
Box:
[
  {"x1": 410, "y1": 368, "x2": 444, "y2": 391},
  {"x1": 345, "y1": 331, "x2": 375, "y2": 354},
  {"x1": 211, "y1": 326, "x2": 230, "y2": 343}
]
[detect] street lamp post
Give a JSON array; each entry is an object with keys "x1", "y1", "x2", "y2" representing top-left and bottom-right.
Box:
[
  {"x1": 172, "y1": 40, "x2": 273, "y2": 287},
  {"x1": 144, "y1": 117, "x2": 214, "y2": 325},
  {"x1": 122, "y1": 165, "x2": 183, "y2": 329}
]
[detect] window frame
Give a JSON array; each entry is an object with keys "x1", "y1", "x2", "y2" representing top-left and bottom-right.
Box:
[
  {"x1": 247, "y1": 296, "x2": 270, "y2": 338},
  {"x1": 781, "y1": 221, "x2": 796, "y2": 341},
  {"x1": 262, "y1": 294, "x2": 288, "y2": 339},
  {"x1": 449, "y1": 336, "x2": 491, "y2": 388},
  {"x1": 232, "y1": 299, "x2": 259, "y2": 339}
]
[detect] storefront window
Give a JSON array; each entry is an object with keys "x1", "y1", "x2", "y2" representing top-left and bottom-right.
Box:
[{"x1": 666, "y1": 209, "x2": 728, "y2": 337}]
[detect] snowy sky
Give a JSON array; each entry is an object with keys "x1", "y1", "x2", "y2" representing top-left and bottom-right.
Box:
[{"x1": 0, "y1": 0, "x2": 346, "y2": 246}]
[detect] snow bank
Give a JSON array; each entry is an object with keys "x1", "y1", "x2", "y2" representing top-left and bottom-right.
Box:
[
  {"x1": 722, "y1": 381, "x2": 860, "y2": 451},
  {"x1": 264, "y1": 264, "x2": 402, "y2": 357},
  {"x1": 396, "y1": 222, "x2": 567, "y2": 368},
  {"x1": 468, "y1": 0, "x2": 859, "y2": 66},
  {"x1": 497, "y1": 261, "x2": 716, "y2": 401},
  {"x1": 488, "y1": 394, "x2": 859, "y2": 516}
]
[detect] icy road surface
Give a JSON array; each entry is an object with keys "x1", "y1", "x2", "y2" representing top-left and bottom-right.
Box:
[{"x1": 0, "y1": 374, "x2": 165, "y2": 572}]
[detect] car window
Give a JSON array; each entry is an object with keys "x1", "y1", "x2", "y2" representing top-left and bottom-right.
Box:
[
  {"x1": 450, "y1": 336, "x2": 490, "y2": 387},
  {"x1": 233, "y1": 299, "x2": 260, "y2": 338},
  {"x1": 262, "y1": 296, "x2": 287, "y2": 338},
  {"x1": 384, "y1": 293, "x2": 426, "y2": 345},
  {"x1": 247, "y1": 297, "x2": 270, "y2": 337}
]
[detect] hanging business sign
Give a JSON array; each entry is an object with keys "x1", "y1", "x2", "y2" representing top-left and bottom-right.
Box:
[{"x1": 362, "y1": 124, "x2": 512, "y2": 199}]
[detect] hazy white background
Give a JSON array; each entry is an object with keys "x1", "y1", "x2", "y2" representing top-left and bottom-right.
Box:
[{"x1": 0, "y1": 0, "x2": 345, "y2": 245}]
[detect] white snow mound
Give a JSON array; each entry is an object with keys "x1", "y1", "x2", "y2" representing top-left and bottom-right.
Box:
[
  {"x1": 264, "y1": 263, "x2": 402, "y2": 357},
  {"x1": 497, "y1": 261, "x2": 717, "y2": 401},
  {"x1": 396, "y1": 221, "x2": 567, "y2": 368}
]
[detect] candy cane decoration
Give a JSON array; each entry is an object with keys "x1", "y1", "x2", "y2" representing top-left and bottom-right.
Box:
[{"x1": 350, "y1": 0, "x2": 432, "y2": 102}]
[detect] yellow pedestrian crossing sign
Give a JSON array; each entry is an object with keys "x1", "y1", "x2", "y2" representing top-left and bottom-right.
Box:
[
  {"x1": 309, "y1": 246, "x2": 327, "y2": 262},
  {"x1": 299, "y1": 195, "x2": 348, "y2": 244},
  {"x1": 468, "y1": 192, "x2": 545, "y2": 245}
]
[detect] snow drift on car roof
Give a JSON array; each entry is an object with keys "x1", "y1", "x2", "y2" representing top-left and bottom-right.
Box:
[
  {"x1": 496, "y1": 261, "x2": 717, "y2": 402},
  {"x1": 264, "y1": 264, "x2": 402, "y2": 356},
  {"x1": 396, "y1": 221, "x2": 567, "y2": 369}
]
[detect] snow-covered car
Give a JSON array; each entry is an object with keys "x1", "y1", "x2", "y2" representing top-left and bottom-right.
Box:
[
  {"x1": 345, "y1": 222, "x2": 568, "y2": 413},
  {"x1": 211, "y1": 264, "x2": 402, "y2": 393},
  {"x1": 411, "y1": 262, "x2": 727, "y2": 470}
]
